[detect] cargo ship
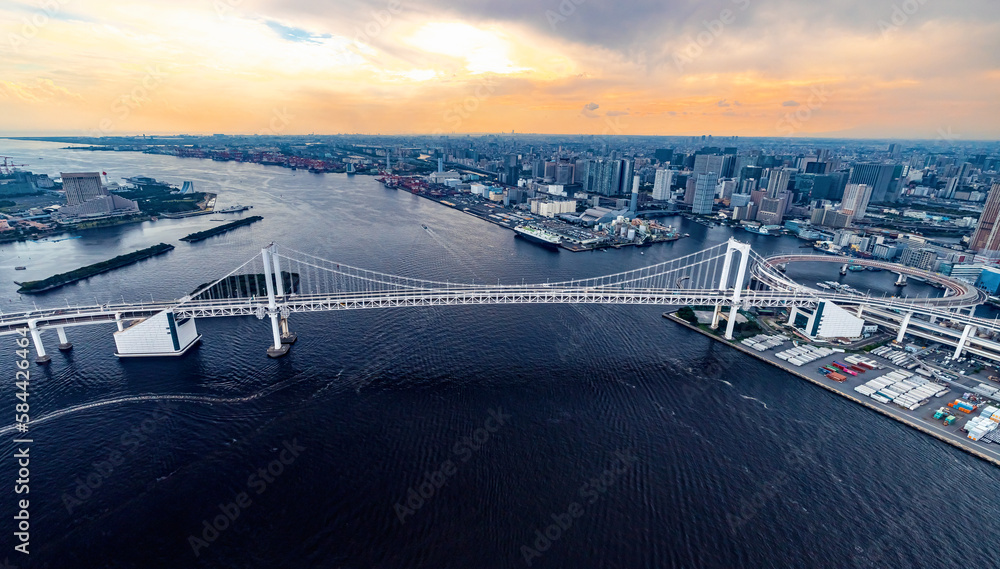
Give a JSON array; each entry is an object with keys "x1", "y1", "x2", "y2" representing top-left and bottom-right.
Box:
[
  {"x1": 161, "y1": 204, "x2": 252, "y2": 219},
  {"x1": 513, "y1": 225, "x2": 562, "y2": 250}
]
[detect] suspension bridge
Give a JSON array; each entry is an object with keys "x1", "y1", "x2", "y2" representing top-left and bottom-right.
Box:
[{"x1": 2, "y1": 238, "x2": 996, "y2": 361}]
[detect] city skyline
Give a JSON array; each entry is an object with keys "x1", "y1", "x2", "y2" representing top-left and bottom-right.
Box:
[{"x1": 2, "y1": 0, "x2": 999, "y2": 138}]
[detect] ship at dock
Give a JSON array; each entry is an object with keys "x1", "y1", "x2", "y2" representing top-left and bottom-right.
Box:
[
  {"x1": 513, "y1": 225, "x2": 562, "y2": 250},
  {"x1": 161, "y1": 204, "x2": 253, "y2": 219}
]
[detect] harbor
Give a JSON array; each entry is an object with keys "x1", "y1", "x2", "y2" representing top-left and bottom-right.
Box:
[
  {"x1": 378, "y1": 176, "x2": 686, "y2": 252},
  {"x1": 666, "y1": 311, "x2": 1000, "y2": 467}
]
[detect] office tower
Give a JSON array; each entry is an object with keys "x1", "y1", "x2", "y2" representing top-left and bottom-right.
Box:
[
  {"x1": 943, "y1": 177, "x2": 959, "y2": 199},
  {"x1": 811, "y1": 207, "x2": 851, "y2": 229},
  {"x1": 684, "y1": 178, "x2": 697, "y2": 205},
  {"x1": 533, "y1": 159, "x2": 546, "y2": 179},
  {"x1": 888, "y1": 143, "x2": 902, "y2": 160},
  {"x1": 849, "y1": 162, "x2": 895, "y2": 202},
  {"x1": 617, "y1": 159, "x2": 634, "y2": 196},
  {"x1": 652, "y1": 169, "x2": 674, "y2": 201},
  {"x1": 61, "y1": 172, "x2": 106, "y2": 206},
  {"x1": 756, "y1": 195, "x2": 786, "y2": 225},
  {"x1": 730, "y1": 193, "x2": 752, "y2": 208},
  {"x1": 654, "y1": 149, "x2": 673, "y2": 163},
  {"x1": 970, "y1": 183, "x2": 1000, "y2": 253},
  {"x1": 839, "y1": 183, "x2": 872, "y2": 223},
  {"x1": 766, "y1": 168, "x2": 793, "y2": 198},
  {"x1": 555, "y1": 162, "x2": 574, "y2": 185},
  {"x1": 694, "y1": 154, "x2": 733, "y2": 184},
  {"x1": 739, "y1": 165, "x2": 764, "y2": 186},
  {"x1": 692, "y1": 173, "x2": 716, "y2": 215},
  {"x1": 544, "y1": 161, "x2": 556, "y2": 183},
  {"x1": 805, "y1": 161, "x2": 829, "y2": 174},
  {"x1": 574, "y1": 159, "x2": 587, "y2": 183}
]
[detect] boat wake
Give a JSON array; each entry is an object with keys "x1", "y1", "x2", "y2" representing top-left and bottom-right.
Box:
[
  {"x1": 740, "y1": 395, "x2": 770, "y2": 410},
  {"x1": 0, "y1": 375, "x2": 311, "y2": 436}
]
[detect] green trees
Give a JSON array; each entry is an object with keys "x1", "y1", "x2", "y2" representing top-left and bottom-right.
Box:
[{"x1": 677, "y1": 306, "x2": 699, "y2": 324}]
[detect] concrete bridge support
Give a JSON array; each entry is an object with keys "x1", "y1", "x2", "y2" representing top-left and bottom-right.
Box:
[
  {"x1": 56, "y1": 326, "x2": 72, "y2": 351},
  {"x1": 896, "y1": 312, "x2": 913, "y2": 343},
  {"x1": 895, "y1": 273, "x2": 908, "y2": 286},
  {"x1": 262, "y1": 246, "x2": 290, "y2": 358},
  {"x1": 954, "y1": 324, "x2": 978, "y2": 359},
  {"x1": 711, "y1": 305, "x2": 722, "y2": 330},
  {"x1": 28, "y1": 320, "x2": 49, "y2": 364},
  {"x1": 787, "y1": 307, "x2": 799, "y2": 326},
  {"x1": 270, "y1": 245, "x2": 297, "y2": 344}
]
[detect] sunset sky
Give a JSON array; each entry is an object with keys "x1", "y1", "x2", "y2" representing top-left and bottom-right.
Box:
[{"x1": 2, "y1": 0, "x2": 999, "y2": 138}]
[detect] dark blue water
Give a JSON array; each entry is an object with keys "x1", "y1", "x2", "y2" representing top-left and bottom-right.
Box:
[{"x1": 1, "y1": 140, "x2": 997, "y2": 568}]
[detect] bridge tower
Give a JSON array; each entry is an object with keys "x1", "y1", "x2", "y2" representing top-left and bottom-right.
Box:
[
  {"x1": 260, "y1": 245, "x2": 294, "y2": 358},
  {"x1": 718, "y1": 238, "x2": 752, "y2": 340}
]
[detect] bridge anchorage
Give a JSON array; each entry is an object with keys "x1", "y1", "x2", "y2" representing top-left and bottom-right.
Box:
[{"x1": 1, "y1": 239, "x2": 996, "y2": 361}]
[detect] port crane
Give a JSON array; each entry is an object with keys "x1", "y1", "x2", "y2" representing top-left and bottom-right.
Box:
[{"x1": 0, "y1": 156, "x2": 28, "y2": 175}]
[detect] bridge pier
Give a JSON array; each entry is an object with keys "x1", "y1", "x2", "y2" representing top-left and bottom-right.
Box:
[
  {"x1": 954, "y1": 324, "x2": 977, "y2": 359},
  {"x1": 840, "y1": 264, "x2": 848, "y2": 276},
  {"x1": 724, "y1": 305, "x2": 740, "y2": 339},
  {"x1": 115, "y1": 312, "x2": 124, "y2": 332},
  {"x1": 56, "y1": 326, "x2": 72, "y2": 351},
  {"x1": 856, "y1": 305, "x2": 864, "y2": 318},
  {"x1": 279, "y1": 315, "x2": 297, "y2": 344},
  {"x1": 896, "y1": 312, "x2": 913, "y2": 343},
  {"x1": 27, "y1": 320, "x2": 50, "y2": 364},
  {"x1": 262, "y1": 246, "x2": 290, "y2": 358},
  {"x1": 895, "y1": 273, "x2": 908, "y2": 286},
  {"x1": 787, "y1": 307, "x2": 799, "y2": 326},
  {"x1": 711, "y1": 305, "x2": 722, "y2": 329}
]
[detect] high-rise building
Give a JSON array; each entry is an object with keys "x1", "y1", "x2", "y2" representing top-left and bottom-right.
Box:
[
  {"x1": 811, "y1": 207, "x2": 851, "y2": 228},
  {"x1": 849, "y1": 163, "x2": 896, "y2": 202},
  {"x1": 61, "y1": 172, "x2": 106, "y2": 206},
  {"x1": 840, "y1": 183, "x2": 872, "y2": 223},
  {"x1": 970, "y1": 182, "x2": 1000, "y2": 253},
  {"x1": 694, "y1": 154, "x2": 733, "y2": 185},
  {"x1": 756, "y1": 196, "x2": 786, "y2": 225},
  {"x1": 582, "y1": 159, "x2": 632, "y2": 196},
  {"x1": 652, "y1": 169, "x2": 674, "y2": 201},
  {"x1": 554, "y1": 162, "x2": 574, "y2": 185},
  {"x1": 692, "y1": 173, "x2": 716, "y2": 215},
  {"x1": 766, "y1": 168, "x2": 793, "y2": 198}
]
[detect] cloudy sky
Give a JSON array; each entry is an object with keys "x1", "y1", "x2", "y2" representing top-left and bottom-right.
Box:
[{"x1": 2, "y1": 0, "x2": 998, "y2": 138}]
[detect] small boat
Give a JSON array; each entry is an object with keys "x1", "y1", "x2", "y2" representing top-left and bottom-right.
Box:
[
  {"x1": 421, "y1": 224, "x2": 428, "y2": 229},
  {"x1": 15, "y1": 266, "x2": 26, "y2": 271}
]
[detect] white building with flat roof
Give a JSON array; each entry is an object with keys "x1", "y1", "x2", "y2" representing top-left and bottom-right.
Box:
[{"x1": 788, "y1": 300, "x2": 865, "y2": 339}]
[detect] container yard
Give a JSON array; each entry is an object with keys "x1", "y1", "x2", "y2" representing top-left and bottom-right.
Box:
[{"x1": 667, "y1": 311, "x2": 1000, "y2": 467}]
